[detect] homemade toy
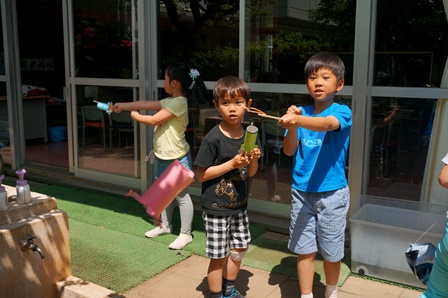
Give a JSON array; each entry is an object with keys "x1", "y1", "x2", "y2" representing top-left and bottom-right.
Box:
[
  {"x1": 94, "y1": 100, "x2": 113, "y2": 115},
  {"x1": 126, "y1": 159, "x2": 195, "y2": 225},
  {"x1": 239, "y1": 122, "x2": 258, "y2": 156},
  {"x1": 245, "y1": 107, "x2": 281, "y2": 121}
]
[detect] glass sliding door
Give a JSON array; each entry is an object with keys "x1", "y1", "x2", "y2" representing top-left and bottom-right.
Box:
[
  {"x1": 366, "y1": 0, "x2": 448, "y2": 203},
  {"x1": 14, "y1": 1, "x2": 69, "y2": 168},
  {"x1": 157, "y1": 1, "x2": 240, "y2": 194},
  {"x1": 0, "y1": 3, "x2": 7, "y2": 164},
  {"x1": 244, "y1": 1, "x2": 356, "y2": 207},
  {"x1": 68, "y1": 0, "x2": 141, "y2": 186}
]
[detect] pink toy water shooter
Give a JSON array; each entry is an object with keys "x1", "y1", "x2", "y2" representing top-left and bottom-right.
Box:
[{"x1": 126, "y1": 159, "x2": 195, "y2": 225}]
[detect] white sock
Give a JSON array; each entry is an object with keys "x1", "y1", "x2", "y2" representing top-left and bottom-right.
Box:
[
  {"x1": 301, "y1": 293, "x2": 313, "y2": 298},
  {"x1": 325, "y1": 284, "x2": 337, "y2": 298}
]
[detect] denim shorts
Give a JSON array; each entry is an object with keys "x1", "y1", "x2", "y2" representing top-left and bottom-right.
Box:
[
  {"x1": 156, "y1": 151, "x2": 192, "y2": 177},
  {"x1": 288, "y1": 186, "x2": 350, "y2": 262}
]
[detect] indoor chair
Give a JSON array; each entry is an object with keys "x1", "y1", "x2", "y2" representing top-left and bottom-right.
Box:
[
  {"x1": 81, "y1": 105, "x2": 106, "y2": 148},
  {"x1": 108, "y1": 111, "x2": 133, "y2": 149}
]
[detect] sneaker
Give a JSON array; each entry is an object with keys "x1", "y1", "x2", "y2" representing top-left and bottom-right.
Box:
[
  {"x1": 269, "y1": 195, "x2": 281, "y2": 202},
  {"x1": 144, "y1": 225, "x2": 171, "y2": 238},
  {"x1": 224, "y1": 288, "x2": 244, "y2": 298},
  {"x1": 168, "y1": 233, "x2": 193, "y2": 250}
]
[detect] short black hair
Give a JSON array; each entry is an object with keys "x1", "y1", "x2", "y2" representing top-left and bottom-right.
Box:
[
  {"x1": 304, "y1": 52, "x2": 345, "y2": 82},
  {"x1": 213, "y1": 76, "x2": 251, "y2": 102}
]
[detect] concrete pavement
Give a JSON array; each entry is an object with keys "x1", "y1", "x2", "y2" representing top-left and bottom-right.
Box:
[{"x1": 123, "y1": 235, "x2": 424, "y2": 298}]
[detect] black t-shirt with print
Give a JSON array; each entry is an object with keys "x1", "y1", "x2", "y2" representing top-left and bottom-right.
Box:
[{"x1": 194, "y1": 124, "x2": 260, "y2": 216}]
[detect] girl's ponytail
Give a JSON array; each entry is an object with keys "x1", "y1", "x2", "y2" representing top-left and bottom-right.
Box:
[{"x1": 166, "y1": 63, "x2": 210, "y2": 104}]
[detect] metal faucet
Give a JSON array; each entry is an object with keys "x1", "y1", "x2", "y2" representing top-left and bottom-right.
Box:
[{"x1": 20, "y1": 235, "x2": 46, "y2": 259}]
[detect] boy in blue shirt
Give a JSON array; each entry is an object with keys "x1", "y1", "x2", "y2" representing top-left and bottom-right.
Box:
[{"x1": 280, "y1": 52, "x2": 352, "y2": 298}]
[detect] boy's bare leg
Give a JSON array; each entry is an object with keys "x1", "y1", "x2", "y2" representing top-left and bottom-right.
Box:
[
  {"x1": 297, "y1": 252, "x2": 316, "y2": 295},
  {"x1": 324, "y1": 260, "x2": 341, "y2": 297},
  {"x1": 223, "y1": 248, "x2": 246, "y2": 280},
  {"x1": 208, "y1": 258, "x2": 226, "y2": 293},
  {"x1": 324, "y1": 260, "x2": 340, "y2": 286}
]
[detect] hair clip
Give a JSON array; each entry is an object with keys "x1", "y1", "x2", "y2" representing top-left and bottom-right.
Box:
[{"x1": 189, "y1": 68, "x2": 200, "y2": 80}]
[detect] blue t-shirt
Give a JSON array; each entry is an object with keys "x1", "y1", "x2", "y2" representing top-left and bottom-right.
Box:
[{"x1": 290, "y1": 103, "x2": 352, "y2": 192}]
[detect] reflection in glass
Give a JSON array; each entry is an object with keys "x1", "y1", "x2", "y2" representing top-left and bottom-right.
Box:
[
  {"x1": 77, "y1": 85, "x2": 140, "y2": 177},
  {"x1": 0, "y1": 4, "x2": 4, "y2": 76},
  {"x1": 158, "y1": 1, "x2": 240, "y2": 80},
  {"x1": 188, "y1": 92, "x2": 351, "y2": 205},
  {"x1": 0, "y1": 83, "x2": 8, "y2": 150},
  {"x1": 73, "y1": 0, "x2": 137, "y2": 79},
  {"x1": 245, "y1": 2, "x2": 356, "y2": 84},
  {"x1": 375, "y1": 1, "x2": 448, "y2": 87},
  {"x1": 368, "y1": 97, "x2": 436, "y2": 201}
]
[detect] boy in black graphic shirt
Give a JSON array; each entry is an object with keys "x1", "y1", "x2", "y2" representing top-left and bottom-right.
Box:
[{"x1": 194, "y1": 76, "x2": 261, "y2": 298}]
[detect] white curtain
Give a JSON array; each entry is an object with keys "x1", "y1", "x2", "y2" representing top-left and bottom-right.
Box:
[{"x1": 420, "y1": 0, "x2": 448, "y2": 206}]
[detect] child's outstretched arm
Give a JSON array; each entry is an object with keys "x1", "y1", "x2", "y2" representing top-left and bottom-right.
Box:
[
  {"x1": 130, "y1": 108, "x2": 175, "y2": 126},
  {"x1": 280, "y1": 105, "x2": 340, "y2": 132},
  {"x1": 196, "y1": 152, "x2": 252, "y2": 183},
  {"x1": 112, "y1": 100, "x2": 162, "y2": 113}
]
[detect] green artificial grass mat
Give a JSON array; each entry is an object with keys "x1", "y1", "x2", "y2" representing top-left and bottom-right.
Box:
[
  {"x1": 69, "y1": 219, "x2": 190, "y2": 293},
  {"x1": 20, "y1": 184, "x2": 265, "y2": 293},
  {"x1": 30, "y1": 184, "x2": 265, "y2": 256}
]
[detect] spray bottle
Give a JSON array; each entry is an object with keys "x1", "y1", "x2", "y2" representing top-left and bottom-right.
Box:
[
  {"x1": 94, "y1": 100, "x2": 113, "y2": 115},
  {"x1": 16, "y1": 169, "x2": 32, "y2": 204},
  {"x1": 0, "y1": 174, "x2": 8, "y2": 211}
]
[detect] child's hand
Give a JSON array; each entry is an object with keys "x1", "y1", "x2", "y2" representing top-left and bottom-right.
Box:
[
  {"x1": 112, "y1": 103, "x2": 123, "y2": 113},
  {"x1": 286, "y1": 105, "x2": 302, "y2": 115},
  {"x1": 280, "y1": 105, "x2": 302, "y2": 129},
  {"x1": 232, "y1": 152, "x2": 251, "y2": 168},
  {"x1": 249, "y1": 147, "x2": 261, "y2": 161},
  {"x1": 280, "y1": 113, "x2": 301, "y2": 129}
]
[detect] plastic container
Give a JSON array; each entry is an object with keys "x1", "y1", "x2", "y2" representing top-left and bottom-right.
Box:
[
  {"x1": 350, "y1": 203, "x2": 446, "y2": 287},
  {"x1": 48, "y1": 126, "x2": 67, "y2": 143},
  {"x1": 16, "y1": 169, "x2": 32, "y2": 204},
  {"x1": 0, "y1": 174, "x2": 7, "y2": 211}
]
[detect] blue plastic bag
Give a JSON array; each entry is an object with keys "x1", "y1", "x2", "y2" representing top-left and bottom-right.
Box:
[{"x1": 405, "y1": 242, "x2": 437, "y2": 285}]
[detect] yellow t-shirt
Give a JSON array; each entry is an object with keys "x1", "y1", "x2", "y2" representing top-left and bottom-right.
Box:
[{"x1": 153, "y1": 96, "x2": 190, "y2": 160}]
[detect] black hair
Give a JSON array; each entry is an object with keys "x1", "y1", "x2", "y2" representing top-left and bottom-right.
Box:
[
  {"x1": 213, "y1": 76, "x2": 251, "y2": 103},
  {"x1": 165, "y1": 62, "x2": 208, "y2": 103},
  {"x1": 404, "y1": 59, "x2": 428, "y2": 87},
  {"x1": 304, "y1": 52, "x2": 345, "y2": 82}
]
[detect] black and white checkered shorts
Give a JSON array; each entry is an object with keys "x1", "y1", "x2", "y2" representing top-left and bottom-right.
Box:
[{"x1": 202, "y1": 210, "x2": 251, "y2": 259}]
